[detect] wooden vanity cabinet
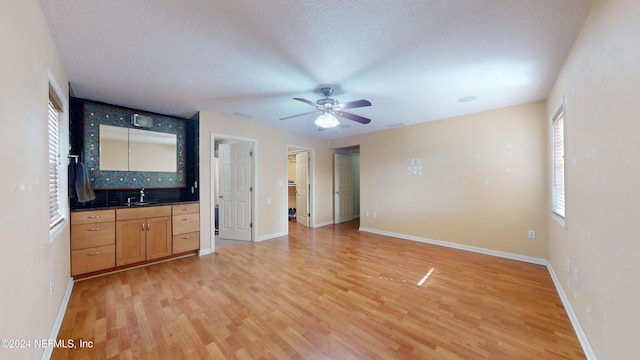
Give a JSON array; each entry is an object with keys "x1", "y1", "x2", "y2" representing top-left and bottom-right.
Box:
[
  {"x1": 71, "y1": 202, "x2": 199, "y2": 278},
  {"x1": 116, "y1": 206, "x2": 172, "y2": 266},
  {"x1": 172, "y1": 203, "x2": 200, "y2": 253},
  {"x1": 70, "y1": 209, "x2": 116, "y2": 276}
]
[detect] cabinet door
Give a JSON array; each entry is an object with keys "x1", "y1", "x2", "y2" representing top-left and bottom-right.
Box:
[
  {"x1": 146, "y1": 216, "x2": 172, "y2": 260},
  {"x1": 116, "y1": 219, "x2": 146, "y2": 266}
]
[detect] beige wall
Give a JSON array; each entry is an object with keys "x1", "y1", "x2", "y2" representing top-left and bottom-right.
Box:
[
  {"x1": 287, "y1": 161, "x2": 296, "y2": 182},
  {"x1": 332, "y1": 102, "x2": 549, "y2": 259},
  {"x1": 198, "y1": 111, "x2": 334, "y2": 250},
  {"x1": 546, "y1": 0, "x2": 640, "y2": 358},
  {"x1": 0, "y1": 1, "x2": 70, "y2": 359}
]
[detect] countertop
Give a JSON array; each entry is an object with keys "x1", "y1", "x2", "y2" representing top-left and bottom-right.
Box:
[{"x1": 71, "y1": 199, "x2": 199, "y2": 212}]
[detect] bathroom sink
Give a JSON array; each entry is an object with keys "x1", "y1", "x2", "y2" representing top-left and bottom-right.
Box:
[{"x1": 128, "y1": 201, "x2": 155, "y2": 207}]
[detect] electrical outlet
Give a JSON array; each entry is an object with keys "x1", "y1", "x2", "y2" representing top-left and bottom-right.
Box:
[
  {"x1": 527, "y1": 230, "x2": 536, "y2": 239},
  {"x1": 574, "y1": 268, "x2": 579, "y2": 285},
  {"x1": 365, "y1": 211, "x2": 370, "y2": 217},
  {"x1": 49, "y1": 279, "x2": 53, "y2": 295},
  {"x1": 372, "y1": 212, "x2": 377, "y2": 218}
]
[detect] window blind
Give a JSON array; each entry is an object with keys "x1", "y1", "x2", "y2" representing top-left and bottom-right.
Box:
[
  {"x1": 552, "y1": 109, "x2": 565, "y2": 218},
  {"x1": 48, "y1": 92, "x2": 64, "y2": 229}
]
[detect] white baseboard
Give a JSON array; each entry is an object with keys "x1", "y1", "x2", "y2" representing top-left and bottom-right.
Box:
[
  {"x1": 202, "y1": 231, "x2": 287, "y2": 250},
  {"x1": 198, "y1": 248, "x2": 213, "y2": 256},
  {"x1": 41, "y1": 278, "x2": 74, "y2": 360},
  {"x1": 313, "y1": 220, "x2": 334, "y2": 228},
  {"x1": 547, "y1": 263, "x2": 597, "y2": 360},
  {"x1": 256, "y1": 231, "x2": 287, "y2": 242},
  {"x1": 359, "y1": 227, "x2": 547, "y2": 265}
]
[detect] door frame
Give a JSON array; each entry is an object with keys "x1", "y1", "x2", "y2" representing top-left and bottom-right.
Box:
[
  {"x1": 211, "y1": 133, "x2": 257, "y2": 250},
  {"x1": 332, "y1": 146, "x2": 360, "y2": 224},
  {"x1": 286, "y1": 144, "x2": 315, "y2": 230}
]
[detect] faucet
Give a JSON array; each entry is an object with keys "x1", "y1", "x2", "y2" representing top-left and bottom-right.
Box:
[{"x1": 140, "y1": 188, "x2": 145, "y2": 203}]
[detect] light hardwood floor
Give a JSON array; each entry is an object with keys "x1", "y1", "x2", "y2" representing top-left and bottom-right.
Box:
[{"x1": 53, "y1": 220, "x2": 585, "y2": 359}]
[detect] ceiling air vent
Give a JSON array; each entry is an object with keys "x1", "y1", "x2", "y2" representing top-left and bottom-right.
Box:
[
  {"x1": 386, "y1": 122, "x2": 405, "y2": 128},
  {"x1": 233, "y1": 111, "x2": 254, "y2": 119}
]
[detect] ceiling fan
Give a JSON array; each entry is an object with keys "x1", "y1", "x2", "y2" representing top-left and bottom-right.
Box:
[{"x1": 279, "y1": 87, "x2": 372, "y2": 129}]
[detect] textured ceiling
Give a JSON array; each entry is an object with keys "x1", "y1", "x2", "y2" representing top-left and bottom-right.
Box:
[{"x1": 39, "y1": 0, "x2": 592, "y2": 140}]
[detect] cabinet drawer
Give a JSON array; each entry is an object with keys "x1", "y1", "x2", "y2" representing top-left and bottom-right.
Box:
[
  {"x1": 117, "y1": 205, "x2": 172, "y2": 221},
  {"x1": 71, "y1": 210, "x2": 116, "y2": 225},
  {"x1": 71, "y1": 245, "x2": 116, "y2": 276},
  {"x1": 173, "y1": 232, "x2": 200, "y2": 253},
  {"x1": 172, "y1": 214, "x2": 200, "y2": 234},
  {"x1": 172, "y1": 203, "x2": 199, "y2": 215},
  {"x1": 71, "y1": 222, "x2": 115, "y2": 250}
]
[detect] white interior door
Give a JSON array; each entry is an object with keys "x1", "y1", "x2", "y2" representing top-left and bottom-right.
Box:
[
  {"x1": 334, "y1": 153, "x2": 353, "y2": 224},
  {"x1": 218, "y1": 142, "x2": 252, "y2": 241},
  {"x1": 295, "y1": 151, "x2": 310, "y2": 227}
]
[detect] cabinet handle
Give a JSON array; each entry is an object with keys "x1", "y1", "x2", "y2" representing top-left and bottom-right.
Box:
[
  {"x1": 182, "y1": 217, "x2": 191, "y2": 221},
  {"x1": 87, "y1": 251, "x2": 101, "y2": 256},
  {"x1": 141, "y1": 223, "x2": 145, "y2": 231},
  {"x1": 87, "y1": 215, "x2": 101, "y2": 219},
  {"x1": 147, "y1": 223, "x2": 150, "y2": 231},
  {"x1": 182, "y1": 208, "x2": 191, "y2": 211},
  {"x1": 183, "y1": 236, "x2": 191, "y2": 239},
  {"x1": 87, "y1": 227, "x2": 101, "y2": 231}
]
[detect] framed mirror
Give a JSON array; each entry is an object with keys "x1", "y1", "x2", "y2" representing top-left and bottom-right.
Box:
[
  {"x1": 99, "y1": 125, "x2": 128, "y2": 171},
  {"x1": 129, "y1": 128, "x2": 177, "y2": 172},
  {"x1": 99, "y1": 125, "x2": 178, "y2": 172},
  {"x1": 83, "y1": 102, "x2": 186, "y2": 189}
]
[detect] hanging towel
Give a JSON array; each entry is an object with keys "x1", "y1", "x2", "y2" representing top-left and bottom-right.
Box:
[
  {"x1": 75, "y1": 161, "x2": 95, "y2": 202},
  {"x1": 68, "y1": 162, "x2": 77, "y2": 199}
]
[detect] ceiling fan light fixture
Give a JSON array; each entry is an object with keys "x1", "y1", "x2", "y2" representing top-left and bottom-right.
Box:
[{"x1": 314, "y1": 112, "x2": 340, "y2": 128}]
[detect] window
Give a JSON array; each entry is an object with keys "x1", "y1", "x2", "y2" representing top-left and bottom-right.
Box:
[
  {"x1": 551, "y1": 104, "x2": 565, "y2": 219},
  {"x1": 48, "y1": 84, "x2": 64, "y2": 231}
]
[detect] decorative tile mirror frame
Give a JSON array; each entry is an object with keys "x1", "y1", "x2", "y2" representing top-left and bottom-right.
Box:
[{"x1": 83, "y1": 101, "x2": 187, "y2": 189}]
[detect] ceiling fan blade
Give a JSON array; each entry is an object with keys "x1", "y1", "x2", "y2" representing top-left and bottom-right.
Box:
[
  {"x1": 340, "y1": 99, "x2": 371, "y2": 110},
  {"x1": 336, "y1": 110, "x2": 371, "y2": 125},
  {"x1": 293, "y1": 97, "x2": 317, "y2": 107},
  {"x1": 279, "y1": 110, "x2": 318, "y2": 121}
]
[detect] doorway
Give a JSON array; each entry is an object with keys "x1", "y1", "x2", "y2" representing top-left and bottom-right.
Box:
[
  {"x1": 211, "y1": 134, "x2": 256, "y2": 250},
  {"x1": 287, "y1": 146, "x2": 314, "y2": 229},
  {"x1": 333, "y1": 146, "x2": 360, "y2": 224}
]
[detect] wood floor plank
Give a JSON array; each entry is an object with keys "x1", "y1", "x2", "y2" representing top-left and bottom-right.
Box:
[{"x1": 52, "y1": 220, "x2": 585, "y2": 359}]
